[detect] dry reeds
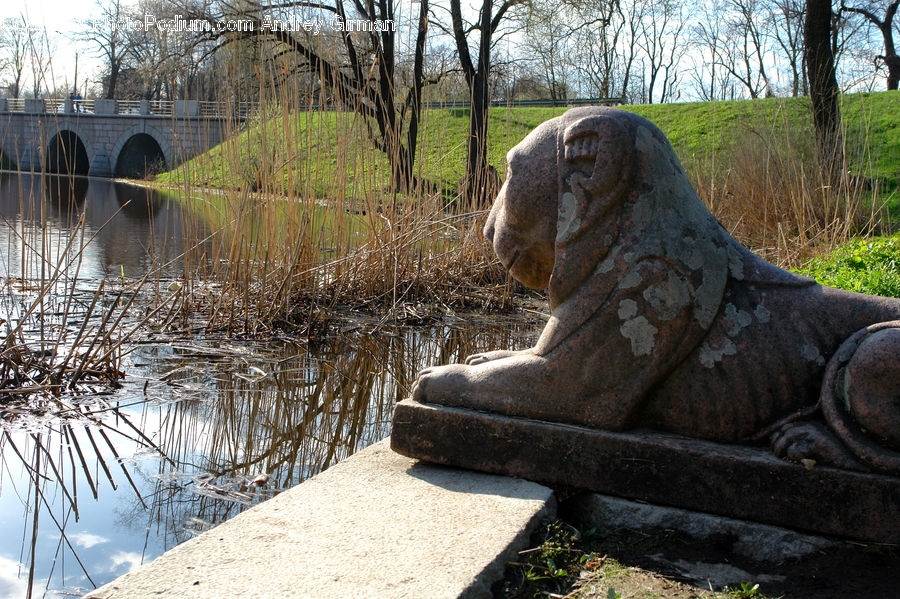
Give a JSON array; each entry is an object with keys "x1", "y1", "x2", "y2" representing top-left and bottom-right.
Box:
[
  {"x1": 685, "y1": 99, "x2": 891, "y2": 269},
  {"x1": 166, "y1": 84, "x2": 511, "y2": 336},
  {"x1": 166, "y1": 81, "x2": 894, "y2": 337},
  {"x1": 0, "y1": 179, "x2": 180, "y2": 407}
]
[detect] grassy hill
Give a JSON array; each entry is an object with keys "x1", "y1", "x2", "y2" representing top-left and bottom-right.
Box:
[{"x1": 157, "y1": 91, "x2": 900, "y2": 201}]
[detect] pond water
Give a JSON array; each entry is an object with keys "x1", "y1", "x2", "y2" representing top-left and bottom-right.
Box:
[
  {"x1": 0, "y1": 173, "x2": 542, "y2": 598},
  {"x1": 0, "y1": 174, "x2": 195, "y2": 281}
]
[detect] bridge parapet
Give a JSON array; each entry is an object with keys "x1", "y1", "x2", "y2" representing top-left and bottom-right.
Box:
[{"x1": 0, "y1": 98, "x2": 258, "y2": 120}]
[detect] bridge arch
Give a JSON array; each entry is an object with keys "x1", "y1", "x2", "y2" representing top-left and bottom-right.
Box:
[
  {"x1": 45, "y1": 130, "x2": 90, "y2": 175},
  {"x1": 115, "y1": 133, "x2": 167, "y2": 178},
  {"x1": 111, "y1": 125, "x2": 173, "y2": 179}
]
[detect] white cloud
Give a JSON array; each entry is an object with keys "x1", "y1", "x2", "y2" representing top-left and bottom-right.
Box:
[
  {"x1": 69, "y1": 532, "x2": 109, "y2": 549},
  {"x1": 0, "y1": 556, "x2": 33, "y2": 599},
  {"x1": 107, "y1": 552, "x2": 143, "y2": 574}
]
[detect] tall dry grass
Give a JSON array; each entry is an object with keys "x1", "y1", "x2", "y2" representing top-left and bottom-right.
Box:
[
  {"x1": 167, "y1": 67, "x2": 510, "y2": 335},
  {"x1": 0, "y1": 173, "x2": 183, "y2": 404},
  {"x1": 169, "y1": 94, "x2": 897, "y2": 335},
  {"x1": 684, "y1": 100, "x2": 891, "y2": 269},
  {"x1": 172, "y1": 95, "x2": 894, "y2": 336}
]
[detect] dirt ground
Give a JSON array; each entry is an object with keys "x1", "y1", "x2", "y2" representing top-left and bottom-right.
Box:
[{"x1": 498, "y1": 520, "x2": 899, "y2": 599}]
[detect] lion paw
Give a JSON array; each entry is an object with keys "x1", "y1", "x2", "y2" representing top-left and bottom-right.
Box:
[
  {"x1": 771, "y1": 422, "x2": 867, "y2": 471},
  {"x1": 412, "y1": 363, "x2": 472, "y2": 405}
]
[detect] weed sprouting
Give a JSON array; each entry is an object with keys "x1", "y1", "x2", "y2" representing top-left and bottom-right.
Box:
[
  {"x1": 798, "y1": 234, "x2": 900, "y2": 296},
  {"x1": 723, "y1": 581, "x2": 762, "y2": 598},
  {"x1": 499, "y1": 520, "x2": 597, "y2": 597}
]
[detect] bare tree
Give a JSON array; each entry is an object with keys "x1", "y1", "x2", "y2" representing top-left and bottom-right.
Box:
[
  {"x1": 806, "y1": 0, "x2": 842, "y2": 171},
  {"x1": 769, "y1": 0, "x2": 807, "y2": 95},
  {"x1": 432, "y1": 0, "x2": 525, "y2": 204},
  {"x1": 705, "y1": 0, "x2": 774, "y2": 98},
  {"x1": 79, "y1": 0, "x2": 137, "y2": 98},
  {"x1": 637, "y1": 0, "x2": 686, "y2": 103},
  {"x1": 842, "y1": 0, "x2": 900, "y2": 89},
  {"x1": 564, "y1": 0, "x2": 640, "y2": 101},
  {"x1": 188, "y1": 0, "x2": 433, "y2": 191},
  {"x1": 733, "y1": 0, "x2": 775, "y2": 96},
  {"x1": 0, "y1": 17, "x2": 28, "y2": 97},
  {"x1": 691, "y1": 0, "x2": 732, "y2": 100},
  {"x1": 26, "y1": 25, "x2": 54, "y2": 97},
  {"x1": 616, "y1": 0, "x2": 644, "y2": 101},
  {"x1": 124, "y1": 0, "x2": 221, "y2": 100},
  {"x1": 522, "y1": 0, "x2": 573, "y2": 102}
]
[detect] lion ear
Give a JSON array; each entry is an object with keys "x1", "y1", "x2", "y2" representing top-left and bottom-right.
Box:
[{"x1": 562, "y1": 116, "x2": 632, "y2": 196}]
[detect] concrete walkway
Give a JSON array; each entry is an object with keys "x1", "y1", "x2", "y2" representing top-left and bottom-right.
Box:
[{"x1": 85, "y1": 439, "x2": 555, "y2": 599}]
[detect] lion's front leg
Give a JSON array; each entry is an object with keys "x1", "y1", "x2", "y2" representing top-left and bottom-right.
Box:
[{"x1": 412, "y1": 353, "x2": 564, "y2": 419}]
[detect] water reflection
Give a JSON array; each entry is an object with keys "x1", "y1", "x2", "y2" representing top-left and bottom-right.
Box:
[
  {"x1": 44, "y1": 176, "x2": 88, "y2": 210},
  {"x1": 0, "y1": 316, "x2": 542, "y2": 597},
  {"x1": 0, "y1": 173, "x2": 200, "y2": 282}
]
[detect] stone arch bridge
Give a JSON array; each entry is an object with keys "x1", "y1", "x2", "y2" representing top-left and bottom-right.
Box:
[{"x1": 0, "y1": 98, "x2": 253, "y2": 178}]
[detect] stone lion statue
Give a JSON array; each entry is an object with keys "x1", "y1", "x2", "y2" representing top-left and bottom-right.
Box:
[{"x1": 413, "y1": 107, "x2": 900, "y2": 475}]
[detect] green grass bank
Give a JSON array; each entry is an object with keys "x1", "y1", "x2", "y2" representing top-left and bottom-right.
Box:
[{"x1": 158, "y1": 91, "x2": 900, "y2": 200}]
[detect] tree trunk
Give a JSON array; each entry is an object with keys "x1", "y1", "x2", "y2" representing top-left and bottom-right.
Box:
[
  {"x1": 459, "y1": 0, "x2": 495, "y2": 209},
  {"x1": 106, "y1": 62, "x2": 119, "y2": 99},
  {"x1": 883, "y1": 17, "x2": 899, "y2": 90},
  {"x1": 402, "y1": 0, "x2": 429, "y2": 190},
  {"x1": 886, "y1": 54, "x2": 900, "y2": 90},
  {"x1": 845, "y1": 1, "x2": 899, "y2": 90},
  {"x1": 464, "y1": 68, "x2": 492, "y2": 207},
  {"x1": 805, "y1": 0, "x2": 842, "y2": 175}
]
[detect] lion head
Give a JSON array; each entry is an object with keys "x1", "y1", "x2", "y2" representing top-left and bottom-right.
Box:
[
  {"x1": 485, "y1": 108, "x2": 643, "y2": 308},
  {"x1": 483, "y1": 119, "x2": 559, "y2": 290}
]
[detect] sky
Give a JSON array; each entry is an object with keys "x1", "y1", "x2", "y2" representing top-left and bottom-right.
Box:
[
  {"x1": 2, "y1": 0, "x2": 120, "y2": 94},
  {"x1": 1, "y1": 0, "x2": 90, "y2": 33},
  {"x1": 1, "y1": 0, "x2": 889, "y2": 99}
]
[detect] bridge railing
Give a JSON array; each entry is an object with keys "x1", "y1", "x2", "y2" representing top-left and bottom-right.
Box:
[
  {"x1": 0, "y1": 98, "x2": 258, "y2": 119},
  {"x1": 4, "y1": 98, "x2": 24, "y2": 112}
]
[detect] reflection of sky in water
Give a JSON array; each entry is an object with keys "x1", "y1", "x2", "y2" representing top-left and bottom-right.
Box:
[
  {"x1": 0, "y1": 320, "x2": 543, "y2": 597},
  {"x1": 0, "y1": 406, "x2": 166, "y2": 597}
]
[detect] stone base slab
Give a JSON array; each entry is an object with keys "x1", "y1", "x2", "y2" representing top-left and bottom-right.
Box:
[
  {"x1": 85, "y1": 439, "x2": 555, "y2": 599},
  {"x1": 390, "y1": 399, "x2": 900, "y2": 544}
]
